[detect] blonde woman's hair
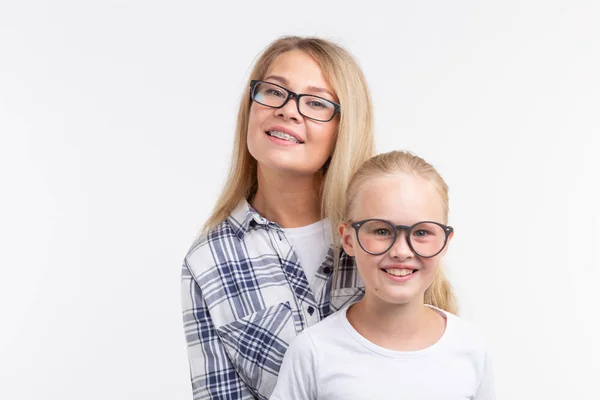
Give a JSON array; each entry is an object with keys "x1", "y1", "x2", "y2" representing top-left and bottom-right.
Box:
[
  {"x1": 342, "y1": 150, "x2": 458, "y2": 314},
  {"x1": 202, "y1": 36, "x2": 375, "y2": 236}
]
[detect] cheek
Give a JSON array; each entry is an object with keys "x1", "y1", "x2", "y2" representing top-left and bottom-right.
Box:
[
  {"x1": 354, "y1": 252, "x2": 382, "y2": 280},
  {"x1": 420, "y1": 259, "x2": 441, "y2": 284},
  {"x1": 309, "y1": 122, "x2": 338, "y2": 150},
  {"x1": 247, "y1": 106, "x2": 262, "y2": 136},
  {"x1": 247, "y1": 106, "x2": 267, "y2": 153}
]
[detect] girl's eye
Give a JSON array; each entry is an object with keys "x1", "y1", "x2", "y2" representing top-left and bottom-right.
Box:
[
  {"x1": 374, "y1": 228, "x2": 391, "y2": 236},
  {"x1": 361, "y1": 220, "x2": 394, "y2": 238},
  {"x1": 413, "y1": 230, "x2": 430, "y2": 237}
]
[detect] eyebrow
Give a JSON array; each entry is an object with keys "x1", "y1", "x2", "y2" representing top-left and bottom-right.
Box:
[{"x1": 263, "y1": 75, "x2": 336, "y2": 99}]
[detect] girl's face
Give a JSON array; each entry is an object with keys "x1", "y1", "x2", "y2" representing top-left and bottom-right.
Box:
[
  {"x1": 339, "y1": 173, "x2": 453, "y2": 307},
  {"x1": 247, "y1": 50, "x2": 339, "y2": 176}
]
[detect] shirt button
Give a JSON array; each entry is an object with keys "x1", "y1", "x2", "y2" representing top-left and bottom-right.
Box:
[
  {"x1": 307, "y1": 306, "x2": 315, "y2": 315},
  {"x1": 323, "y1": 267, "x2": 332, "y2": 275}
]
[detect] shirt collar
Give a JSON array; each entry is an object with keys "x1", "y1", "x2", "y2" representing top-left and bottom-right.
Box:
[
  {"x1": 228, "y1": 199, "x2": 364, "y2": 290},
  {"x1": 228, "y1": 199, "x2": 273, "y2": 239}
]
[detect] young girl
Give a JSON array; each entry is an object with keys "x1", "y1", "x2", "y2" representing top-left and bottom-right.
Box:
[
  {"x1": 181, "y1": 36, "x2": 375, "y2": 399},
  {"x1": 271, "y1": 151, "x2": 495, "y2": 399}
]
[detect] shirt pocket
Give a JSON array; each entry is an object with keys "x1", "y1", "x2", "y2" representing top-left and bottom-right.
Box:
[{"x1": 216, "y1": 301, "x2": 297, "y2": 399}]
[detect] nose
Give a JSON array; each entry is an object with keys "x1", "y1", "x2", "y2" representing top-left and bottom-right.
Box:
[
  {"x1": 387, "y1": 231, "x2": 414, "y2": 260},
  {"x1": 276, "y1": 95, "x2": 303, "y2": 122}
]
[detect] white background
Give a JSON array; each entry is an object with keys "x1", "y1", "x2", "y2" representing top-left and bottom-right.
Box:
[{"x1": 1, "y1": 1, "x2": 599, "y2": 399}]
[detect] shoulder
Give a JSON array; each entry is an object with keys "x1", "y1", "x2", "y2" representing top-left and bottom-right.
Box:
[
  {"x1": 287, "y1": 327, "x2": 317, "y2": 355},
  {"x1": 446, "y1": 312, "x2": 488, "y2": 350},
  {"x1": 430, "y1": 308, "x2": 495, "y2": 397},
  {"x1": 294, "y1": 308, "x2": 346, "y2": 351},
  {"x1": 283, "y1": 313, "x2": 340, "y2": 365},
  {"x1": 184, "y1": 200, "x2": 261, "y2": 279},
  {"x1": 436, "y1": 309, "x2": 490, "y2": 371},
  {"x1": 184, "y1": 219, "x2": 238, "y2": 278}
]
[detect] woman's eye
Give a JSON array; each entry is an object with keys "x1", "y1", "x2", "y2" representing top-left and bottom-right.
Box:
[
  {"x1": 307, "y1": 100, "x2": 326, "y2": 108},
  {"x1": 265, "y1": 88, "x2": 285, "y2": 97},
  {"x1": 413, "y1": 230, "x2": 429, "y2": 237}
]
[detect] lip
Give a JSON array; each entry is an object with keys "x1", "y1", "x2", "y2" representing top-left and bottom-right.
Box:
[
  {"x1": 380, "y1": 265, "x2": 419, "y2": 283},
  {"x1": 265, "y1": 125, "x2": 304, "y2": 144}
]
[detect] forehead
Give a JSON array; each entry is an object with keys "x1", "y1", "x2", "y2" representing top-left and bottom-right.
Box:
[
  {"x1": 264, "y1": 50, "x2": 335, "y2": 98},
  {"x1": 352, "y1": 173, "x2": 446, "y2": 224}
]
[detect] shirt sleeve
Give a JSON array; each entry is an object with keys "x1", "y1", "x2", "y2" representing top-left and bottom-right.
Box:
[
  {"x1": 269, "y1": 330, "x2": 318, "y2": 400},
  {"x1": 474, "y1": 349, "x2": 496, "y2": 400},
  {"x1": 181, "y1": 260, "x2": 257, "y2": 400}
]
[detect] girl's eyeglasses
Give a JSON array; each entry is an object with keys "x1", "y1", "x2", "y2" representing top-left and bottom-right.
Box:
[{"x1": 350, "y1": 219, "x2": 453, "y2": 258}]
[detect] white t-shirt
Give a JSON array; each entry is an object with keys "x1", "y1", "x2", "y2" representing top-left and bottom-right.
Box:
[
  {"x1": 270, "y1": 304, "x2": 495, "y2": 400},
  {"x1": 283, "y1": 219, "x2": 332, "y2": 294}
]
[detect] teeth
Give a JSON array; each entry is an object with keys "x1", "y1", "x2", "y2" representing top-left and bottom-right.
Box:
[
  {"x1": 385, "y1": 269, "x2": 414, "y2": 277},
  {"x1": 269, "y1": 131, "x2": 301, "y2": 143}
]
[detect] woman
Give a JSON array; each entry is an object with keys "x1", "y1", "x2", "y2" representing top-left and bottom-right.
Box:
[{"x1": 181, "y1": 36, "x2": 374, "y2": 400}]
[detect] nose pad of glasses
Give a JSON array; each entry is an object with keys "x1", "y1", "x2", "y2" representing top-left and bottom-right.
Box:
[
  {"x1": 388, "y1": 231, "x2": 414, "y2": 257},
  {"x1": 276, "y1": 94, "x2": 302, "y2": 119}
]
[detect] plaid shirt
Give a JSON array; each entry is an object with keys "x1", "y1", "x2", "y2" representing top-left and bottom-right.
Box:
[{"x1": 181, "y1": 200, "x2": 364, "y2": 400}]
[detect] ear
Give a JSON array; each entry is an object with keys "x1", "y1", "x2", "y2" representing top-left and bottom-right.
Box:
[{"x1": 338, "y1": 222, "x2": 356, "y2": 257}]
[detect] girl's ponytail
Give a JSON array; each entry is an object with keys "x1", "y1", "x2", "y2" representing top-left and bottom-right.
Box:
[{"x1": 424, "y1": 268, "x2": 458, "y2": 314}]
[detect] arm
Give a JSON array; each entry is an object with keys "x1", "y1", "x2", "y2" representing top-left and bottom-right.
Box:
[
  {"x1": 269, "y1": 331, "x2": 318, "y2": 400},
  {"x1": 181, "y1": 260, "x2": 256, "y2": 400}
]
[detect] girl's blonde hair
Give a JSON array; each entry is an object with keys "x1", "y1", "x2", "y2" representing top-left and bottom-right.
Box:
[
  {"x1": 342, "y1": 150, "x2": 458, "y2": 314},
  {"x1": 202, "y1": 36, "x2": 375, "y2": 236}
]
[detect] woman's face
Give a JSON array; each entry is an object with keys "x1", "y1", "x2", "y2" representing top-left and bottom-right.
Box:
[{"x1": 247, "y1": 50, "x2": 339, "y2": 176}]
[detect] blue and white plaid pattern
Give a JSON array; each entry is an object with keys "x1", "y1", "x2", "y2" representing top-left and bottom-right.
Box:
[{"x1": 182, "y1": 200, "x2": 364, "y2": 399}]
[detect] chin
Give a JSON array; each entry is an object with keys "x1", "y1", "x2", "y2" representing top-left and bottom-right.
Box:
[
  {"x1": 267, "y1": 160, "x2": 310, "y2": 174},
  {"x1": 379, "y1": 295, "x2": 417, "y2": 306},
  {"x1": 374, "y1": 287, "x2": 421, "y2": 306},
  {"x1": 264, "y1": 156, "x2": 322, "y2": 175}
]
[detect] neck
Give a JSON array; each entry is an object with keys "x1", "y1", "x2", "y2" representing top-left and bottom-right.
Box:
[
  {"x1": 251, "y1": 165, "x2": 323, "y2": 228},
  {"x1": 347, "y1": 292, "x2": 445, "y2": 351}
]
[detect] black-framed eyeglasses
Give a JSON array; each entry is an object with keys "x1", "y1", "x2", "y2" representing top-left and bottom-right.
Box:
[
  {"x1": 350, "y1": 219, "x2": 454, "y2": 258},
  {"x1": 249, "y1": 80, "x2": 340, "y2": 122}
]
